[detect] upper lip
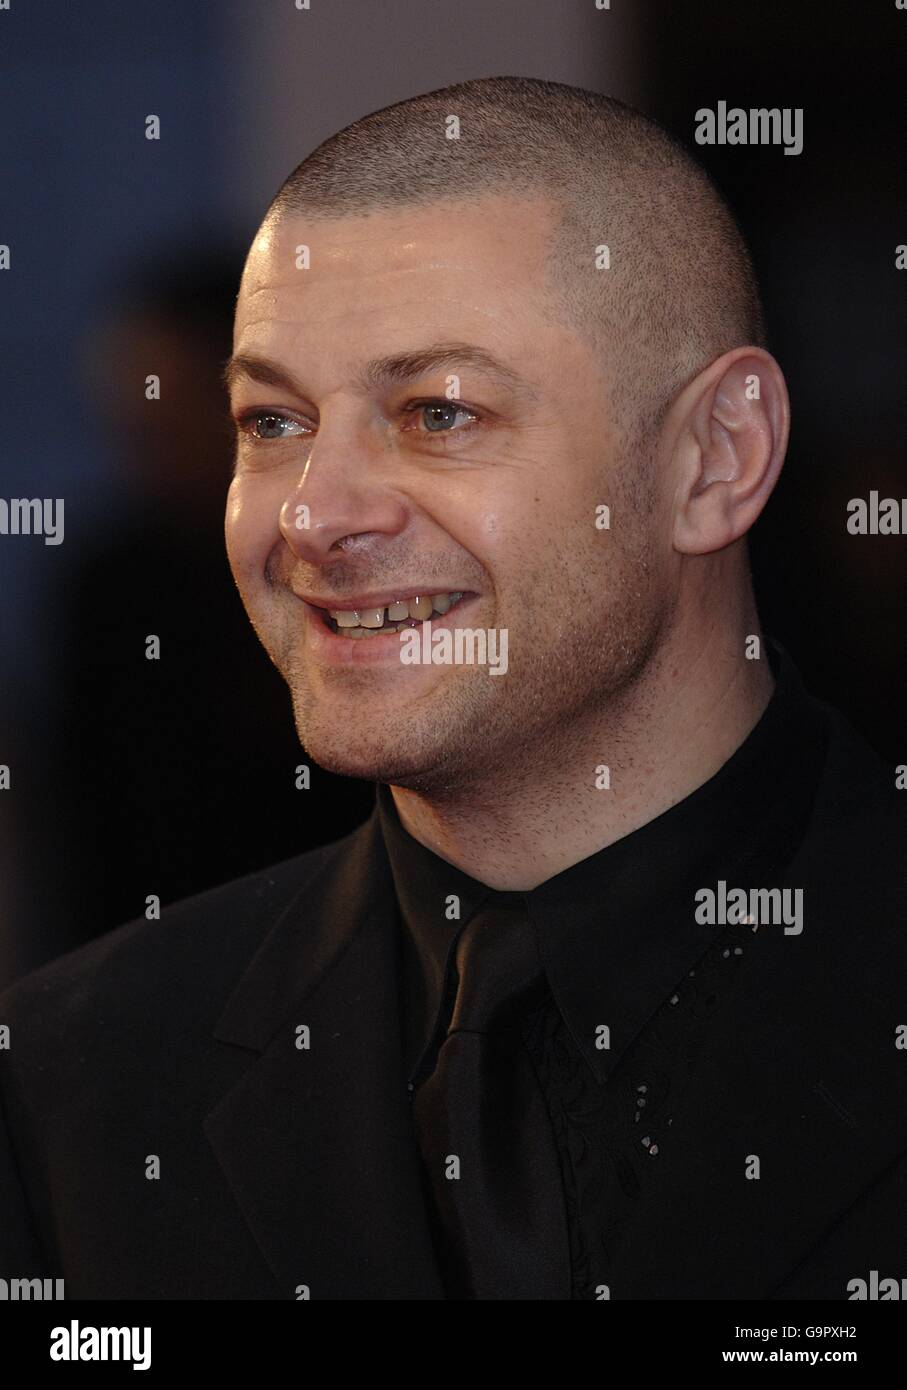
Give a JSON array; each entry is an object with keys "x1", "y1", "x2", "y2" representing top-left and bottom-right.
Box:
[{"x1": 292, "y1": 586, "x2": 474, "y2": 611}]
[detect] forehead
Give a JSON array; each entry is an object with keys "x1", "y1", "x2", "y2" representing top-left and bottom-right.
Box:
[{"x1": 233, "y1": 195, "x2": 570, "y2": 371}]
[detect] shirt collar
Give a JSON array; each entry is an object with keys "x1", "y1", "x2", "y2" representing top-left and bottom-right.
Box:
[{"x1": 376, "y1": 639, "x2": 829, "y2": 1087}]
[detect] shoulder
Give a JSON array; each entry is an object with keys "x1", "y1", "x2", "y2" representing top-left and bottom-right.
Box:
[
  {"x1": 751, "y1": 698, "x2": 907, "y2": 1080},
  {"x1": 0, "y1": 821, "x2": 369, "y2": 1063},
  {"x1": 802, "y1": 699, "x2": 907, "y2": 899}
]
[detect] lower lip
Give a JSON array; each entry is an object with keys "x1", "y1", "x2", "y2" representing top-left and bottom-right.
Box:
[{"x1": 301, "y1": 594, "x2": 480, "y2": 665}]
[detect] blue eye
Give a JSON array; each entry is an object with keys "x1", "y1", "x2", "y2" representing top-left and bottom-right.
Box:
[
  {"x1": 242, "y1": 412, "x2": 306, "y2": 440},
  {"x1": 412, "y1": 401, "x2": 478, "y2": 433}
]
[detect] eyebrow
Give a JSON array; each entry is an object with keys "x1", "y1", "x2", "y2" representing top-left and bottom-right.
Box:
[{"x1": 222, "y1": 342, "x2": 537, "y2": 401}]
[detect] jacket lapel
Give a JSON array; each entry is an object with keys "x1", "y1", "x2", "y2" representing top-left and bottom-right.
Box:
[{"x1": 204, "y1": 810, "x2": 445, "y2": 1299}]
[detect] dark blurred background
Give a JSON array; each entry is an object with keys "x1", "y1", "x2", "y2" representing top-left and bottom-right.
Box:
[{"x1": 1, "y1": 0, "x2": 904, "y2": 985}]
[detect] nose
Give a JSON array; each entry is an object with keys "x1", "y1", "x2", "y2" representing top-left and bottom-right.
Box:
[{"x1": 278, "y1": 431, "x2": 408, "y2": 563}]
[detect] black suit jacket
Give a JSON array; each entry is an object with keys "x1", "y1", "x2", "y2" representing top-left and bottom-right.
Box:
[{"x1": 2, "y1": 701, "x2": 906, "y2": 1300}]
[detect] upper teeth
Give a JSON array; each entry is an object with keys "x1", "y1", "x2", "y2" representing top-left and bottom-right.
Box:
[{"x1": 329, "y1": 592, "x2": 462, "y2": 633}]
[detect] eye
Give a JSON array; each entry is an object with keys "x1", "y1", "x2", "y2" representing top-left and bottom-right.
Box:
[
  {"x1": 404, "y1": 400, "x2": 479, "y2": 435},
  {"x1": 236, "y1": 411, "x2": 309, "y2": 441}
]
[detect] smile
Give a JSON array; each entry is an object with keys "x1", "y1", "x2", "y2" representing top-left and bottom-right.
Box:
[{"x1": 315, "y1": 591, "x2": 470, "y2": 638}]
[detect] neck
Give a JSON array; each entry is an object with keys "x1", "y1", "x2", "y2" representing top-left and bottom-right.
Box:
[{"x1": 389, "y1": 585, "x2": 776, "y2": 891}]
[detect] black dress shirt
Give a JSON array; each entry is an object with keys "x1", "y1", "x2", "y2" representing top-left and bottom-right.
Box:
[{"x1": 376, "y1": 639, "x2": 831, "y2": 1298}]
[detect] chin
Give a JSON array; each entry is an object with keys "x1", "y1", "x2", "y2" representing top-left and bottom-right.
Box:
[
  {"x1": 296, "y1": 715, "x2": 480, "y2": 793},
  {"x1": 294, "y1": 715, "x2": 432, "y2": 786},
  {"x1": 289, "y1": 674, "x2": 494, "y2": 790}
]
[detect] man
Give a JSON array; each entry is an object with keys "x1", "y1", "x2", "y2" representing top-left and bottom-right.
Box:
[{"x1": 1, "y1": 77, "x2": 905, "y2": 1300}]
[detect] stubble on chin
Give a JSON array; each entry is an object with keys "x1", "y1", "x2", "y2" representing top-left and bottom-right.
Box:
[{"x1": 284, "y1": 656, "x2": 512, "y2": 791}]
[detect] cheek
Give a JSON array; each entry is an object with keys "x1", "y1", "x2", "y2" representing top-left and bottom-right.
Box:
[{"x1": 225, "y1": 477, "x2": 281, "y2": 583}]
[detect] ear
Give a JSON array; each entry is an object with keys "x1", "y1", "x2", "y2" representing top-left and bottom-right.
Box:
[{"x1": 668, "y1": 348, "x2": 789, "y2": 556}]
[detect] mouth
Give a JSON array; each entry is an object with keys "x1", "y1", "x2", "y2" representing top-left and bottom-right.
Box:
[{"x1": 305, "y1": 590, "x2": 476, "y2": 639}]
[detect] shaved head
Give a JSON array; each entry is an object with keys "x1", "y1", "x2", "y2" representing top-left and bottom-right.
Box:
[{"x1": 265, "y1": 75, "x2": 765, "y2": 451}]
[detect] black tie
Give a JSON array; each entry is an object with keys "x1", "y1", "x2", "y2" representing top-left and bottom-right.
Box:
[{"x1": 411, "y1": 897, "x2": 571, "y2": 1299}]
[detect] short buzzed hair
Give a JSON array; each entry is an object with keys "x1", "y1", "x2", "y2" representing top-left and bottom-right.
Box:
[{"x1": 265, "y1": 76, "x2": 765, "y2": 452}]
